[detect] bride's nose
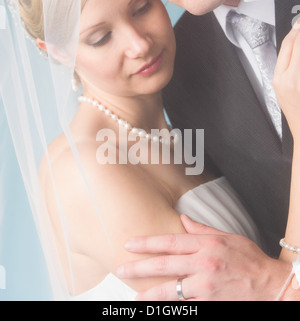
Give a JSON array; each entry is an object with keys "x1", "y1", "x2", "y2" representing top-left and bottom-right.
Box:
[{"x1": 122, "y1": 25, "x2": 152, "y2": 59}]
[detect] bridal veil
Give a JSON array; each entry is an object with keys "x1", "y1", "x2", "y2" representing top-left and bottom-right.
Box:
[{"x1": 0, "y1": 0, "x2": 95, "y2": 299}]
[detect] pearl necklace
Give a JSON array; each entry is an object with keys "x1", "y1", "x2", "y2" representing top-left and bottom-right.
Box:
[{"x1": 78, "y1": 95, "x2": 178, "y2": 145}]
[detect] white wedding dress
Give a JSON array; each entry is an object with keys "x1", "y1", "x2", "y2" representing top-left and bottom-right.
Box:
[{"x1": 71, "y1": 177, "x2": 261, "y2": 301}]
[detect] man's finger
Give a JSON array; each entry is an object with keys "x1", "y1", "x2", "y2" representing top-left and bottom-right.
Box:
[
  {"x1": 117, "y1": 254, "x2": 194, "y2": 278},
  {"x1": 124, "y1": 233, "x2": 203, "y2": 254},
  {"x1": 275, "y1": 22, "x2": 300, "y2": 75},
  {"x1": 136, "y1": 276, "x2": 196, "y2": 301},
  {"x1": 136, "y1": 279, "x2": 180, "y2": 301},
  {"x1": 289, "y1": 24, "x2": 300, "y2": 72},
  {"x1": 180, "y1": 214, "x2": 228, "y2": 236},
  {"x1": 135, "y1": 274, "x2": 207, "y2": 301},
  {"x1": 123, "y1": 216, "x2": 228, "y2": 255}
]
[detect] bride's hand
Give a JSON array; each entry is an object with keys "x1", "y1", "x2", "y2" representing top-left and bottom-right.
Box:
[
  {"x1": 273, "y1": 22, "x2": 300, "y2": 141},
  {"x1": 167, "y1": 0, "x2": 240, "y2": 15}
]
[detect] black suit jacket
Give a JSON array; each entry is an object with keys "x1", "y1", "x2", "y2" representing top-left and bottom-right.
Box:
[{"x1": 163, "y1": 0, "x2": 298, "y2": 256}]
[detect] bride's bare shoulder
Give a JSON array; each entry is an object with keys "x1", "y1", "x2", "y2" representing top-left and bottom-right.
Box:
[
  {"x1": 39, "y1": 133, "x2": 72, "y2": 185},
  {"x1": 38, "y1": 132, "x2": 99, "y2": 191},
  {"x1": 39, "y1": 131, "x2": 132, "y2": 196}
]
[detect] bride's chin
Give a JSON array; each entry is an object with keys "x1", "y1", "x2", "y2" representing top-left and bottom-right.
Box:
[{"x1": 142, "y1": 71, "x2": 174, "y2": 94}]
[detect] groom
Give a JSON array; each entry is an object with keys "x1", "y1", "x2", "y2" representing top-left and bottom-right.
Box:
[
  {"x1": 117, "y1": 0, "x2": 300, "y2": 300},
  {"x1": 163, "y1": 0, "x2": 296, "y2": 257}
]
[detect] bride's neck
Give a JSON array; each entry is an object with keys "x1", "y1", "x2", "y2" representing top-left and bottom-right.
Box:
[{"x1": 82, "y1": 91, "x2": 169, "y2": 133}]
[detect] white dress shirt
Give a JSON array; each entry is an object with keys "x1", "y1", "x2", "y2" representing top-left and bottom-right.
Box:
[{"x1": 213, "y1": 0, "x2": 276, "y2": 111}]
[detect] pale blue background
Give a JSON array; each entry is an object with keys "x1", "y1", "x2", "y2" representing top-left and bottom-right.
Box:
[{"x1": 0, "y1": 3, "x2": 185, "y2": 301}]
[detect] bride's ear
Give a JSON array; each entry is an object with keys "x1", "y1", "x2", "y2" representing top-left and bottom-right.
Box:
[
  {"x1": 36, "y1": 38, "x2": 73, "y2": 67},
  {"x1": 36, "y1": 38, "x2": 47, "y2": 52}
]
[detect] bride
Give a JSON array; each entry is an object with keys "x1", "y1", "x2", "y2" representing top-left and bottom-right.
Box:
[{"x1": 1, "y1": 0, "x2": 298, "y2": 300}]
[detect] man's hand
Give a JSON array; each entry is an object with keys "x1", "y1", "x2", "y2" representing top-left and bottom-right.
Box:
[
  {"x1": 117, "y1": 215, "x2": 293, "y2": 301},
  {"x1": 167, "y1": 0, "x2": 241, "y2": 15}
]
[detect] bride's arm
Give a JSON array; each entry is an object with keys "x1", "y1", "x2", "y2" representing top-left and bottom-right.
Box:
[
  {"x1": 40, "y1": 140, "x2": 186, "y2": 295},
  {"x1": 273, "y1": 23, "x2": 300, "y2": 263}
]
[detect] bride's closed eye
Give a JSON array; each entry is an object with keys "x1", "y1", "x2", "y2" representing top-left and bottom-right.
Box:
[
  {"x1": 133, "y1": 0, "x2": 152, "y2": 17},
  {"x1": 92, "y1": 32, "x2": 112, "y2": 48},
  {"x1": 90, "y1": 0, "x2": 152, "y2": 48}
]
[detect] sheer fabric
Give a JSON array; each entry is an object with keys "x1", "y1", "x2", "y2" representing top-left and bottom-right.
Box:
[{"x1": 1, "y1": 0, "x2": 85, "y2": 299}]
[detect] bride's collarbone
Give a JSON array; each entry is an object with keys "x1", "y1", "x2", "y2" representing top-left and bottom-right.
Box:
[{"x1": 48, "y1": 134, "x2": 214, "y2": 207}]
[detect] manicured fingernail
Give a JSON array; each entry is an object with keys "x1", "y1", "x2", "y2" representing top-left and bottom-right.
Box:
[{"x1": 124, "y1": 239, "x2": 137, "y2": 251}]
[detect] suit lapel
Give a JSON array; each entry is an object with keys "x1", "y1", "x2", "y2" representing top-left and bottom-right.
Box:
[{"x1": 208, "y1": 12, "x2": 282, "y2": 151}]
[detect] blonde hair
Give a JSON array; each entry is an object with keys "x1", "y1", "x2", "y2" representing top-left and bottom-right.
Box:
[{"x1": 18, "y1": 0, "x2": 87, "y2": 41}]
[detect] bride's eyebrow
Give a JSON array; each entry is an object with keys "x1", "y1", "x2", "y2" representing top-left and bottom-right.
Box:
[
  {"x1": 80, "y1": 22, "x2": 107, "y2": 36},
  {"x1": 80, "y1": 0, "x2": 143, "y2": 36}
]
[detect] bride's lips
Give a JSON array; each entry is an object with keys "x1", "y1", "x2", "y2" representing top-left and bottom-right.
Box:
[{"x1": 133, "y1": 51, "x2": 164, "y2": 76}]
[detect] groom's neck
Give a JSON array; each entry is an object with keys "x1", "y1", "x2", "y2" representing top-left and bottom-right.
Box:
[{"x1": 223, "y1": 0, "x2": 241, "y2": 7}]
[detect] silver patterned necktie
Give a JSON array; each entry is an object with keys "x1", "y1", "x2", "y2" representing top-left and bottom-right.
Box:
[{"x1": 228, "y1": 11, "x2": 282, "y2": 139}]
